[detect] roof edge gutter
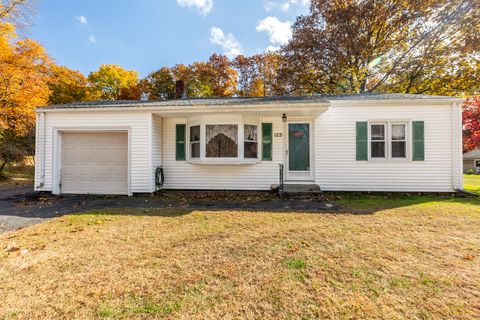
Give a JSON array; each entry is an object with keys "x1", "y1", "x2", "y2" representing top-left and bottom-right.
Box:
[{"x1": 35, "y1": 102, "x2": 331, "y2": 113}]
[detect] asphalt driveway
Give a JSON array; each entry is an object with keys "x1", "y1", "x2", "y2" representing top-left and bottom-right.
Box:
[{"x1": 0, "y1": 184, "x2": 339, "y2": 234}]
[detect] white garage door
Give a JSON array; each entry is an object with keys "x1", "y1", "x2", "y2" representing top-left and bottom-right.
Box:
[{"x1": 61, "y1": 132, "x2": 128, "y2": 195}]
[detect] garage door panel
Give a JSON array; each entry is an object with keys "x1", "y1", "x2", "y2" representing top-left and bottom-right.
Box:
[
  {"x1": 61, "y1": 132, "x2": 128, "y2": 195},
  {"x1": 62, "y1": 180, "x2": 128, "y2": 194},
  {"x1": 95, "y1": 148, "x2": 127, "y2": 162}
]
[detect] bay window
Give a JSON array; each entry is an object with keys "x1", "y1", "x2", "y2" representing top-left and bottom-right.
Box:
[{"x1": 183, "y1": 119, "x2": 263, "y2": 162}]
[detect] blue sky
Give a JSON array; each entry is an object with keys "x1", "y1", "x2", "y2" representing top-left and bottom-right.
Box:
[{"x1": 31, "y1": 0, "x2": 310, "y2": 77}]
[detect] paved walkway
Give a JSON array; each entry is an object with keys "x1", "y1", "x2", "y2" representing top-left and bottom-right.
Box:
[{"x1": 0, "y1": 186, "x2": 340, "y2": 234}]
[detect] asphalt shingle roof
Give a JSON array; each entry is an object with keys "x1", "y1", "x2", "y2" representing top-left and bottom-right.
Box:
[{"x1": 38, "y1": 93, "x2": 462, "y2": 110}]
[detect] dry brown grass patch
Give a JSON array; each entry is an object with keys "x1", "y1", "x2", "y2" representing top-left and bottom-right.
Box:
[{"x1": 0, "y1": 200, "x2": 479, "y2": 319}]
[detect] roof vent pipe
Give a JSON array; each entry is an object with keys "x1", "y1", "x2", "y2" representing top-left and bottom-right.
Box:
[{"x1": 175, "y1": 80, "x2": 187, "y2": 99}]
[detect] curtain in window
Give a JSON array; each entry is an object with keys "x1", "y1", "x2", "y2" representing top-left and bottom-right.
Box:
[{"x1": 206, "y1": 125, "x2": 238, "y2": 157}]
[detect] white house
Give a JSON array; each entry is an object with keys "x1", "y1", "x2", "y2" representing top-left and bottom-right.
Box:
[
  {"x1": 463, "y1": 149, "x2": 480, "y2": 173},
  {"x1": 34, "y1": 93, "x2": 464, "y2": 195}
]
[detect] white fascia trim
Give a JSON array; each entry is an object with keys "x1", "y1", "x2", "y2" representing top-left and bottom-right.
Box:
[
  {"x1": 35, "y1": 103, "x2": 330, "y2": 114},
  {"x1": 330, "y1": 98, "x2": 465, "y2": 106}
]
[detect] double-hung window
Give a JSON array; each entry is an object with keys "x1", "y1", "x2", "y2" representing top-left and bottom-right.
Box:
[
  {"x1": 370, "y1": 124, "x2": 386, "y2": 159},
  {"x1": 369, "y1": 122, "x2": 408, "y2": 160},
  {"x1": 190, "y1": 125, "x2": 200, "y2": 158},
  {"x1": 391, "y1": 124, "x2": 407, "y2": 158},
  {"x1": 244, "y1": 124, "x2": 258, "y2": 158}
]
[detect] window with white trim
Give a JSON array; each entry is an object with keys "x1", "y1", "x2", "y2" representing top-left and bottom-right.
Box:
[
  {"x1": 190, "y1": 125, "x2": 200, "y2": 158},
  {"x1": 205, "y1": 124, "x2": 238, "y2": 158},
  {"x1": 369, "y1": 121, "x2": 409, "y2": 160},
  {"x1": 370, "y1": 123, "x2": 386, "y2": 158},
  {"x1": 475, "y1": 160, "x2": 480, "y2": 168},
  {"x1": 244, "y1": 124, "x2": 258, "y2": 158},
  {"x1": 187, "y1": 120, "x2": 261, "y2": 161},
  {"x1": 391, "y1": 123, "x2": 407, "y2": 158}
]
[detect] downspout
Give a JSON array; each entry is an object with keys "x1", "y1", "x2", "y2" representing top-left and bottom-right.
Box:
[
  {"x1": 36, "y1": 112, "x2": 46, "y2": 189},
  {"x1": 451, "y1": 102, "x2": 462, "y2": 191}
]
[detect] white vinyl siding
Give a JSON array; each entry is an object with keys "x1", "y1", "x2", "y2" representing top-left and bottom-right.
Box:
[
  {"x1": 161, "y1": 117, "x2": 284, "y2": 190},
  {"x1": 36, "y1": 111, "x2": 152, "y2": 193},
  {"x1": 315, "y1": 103, "x2": 457, "y2": 192}
]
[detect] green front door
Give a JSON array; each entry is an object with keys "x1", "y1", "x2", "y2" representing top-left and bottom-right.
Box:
[{"x1": 288, "y1": 123, "x2": 310, "y2": 171}]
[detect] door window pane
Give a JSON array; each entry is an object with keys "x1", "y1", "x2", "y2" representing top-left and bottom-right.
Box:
[{"x1": 206, "y1": 125, "x2": 238, "y2": 158}]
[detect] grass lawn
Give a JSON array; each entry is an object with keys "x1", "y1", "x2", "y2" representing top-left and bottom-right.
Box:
[
  {"x1": 0, "y1": 163, "x2": 34, "y2": 187},
  {"x1": 1, "y1": 195, "x2": 479, "y2": 319},
  {"x1": 464, "y1": 174, "x2": 480, "y2": 195}
]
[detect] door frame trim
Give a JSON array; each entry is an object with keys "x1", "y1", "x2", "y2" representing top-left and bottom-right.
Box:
[
  {"x1": 285, "y1": 120, "x2": 314, "y2": 181},
  {"x1": 52, "y1": 127, "x2": 132, "y2": 196}
]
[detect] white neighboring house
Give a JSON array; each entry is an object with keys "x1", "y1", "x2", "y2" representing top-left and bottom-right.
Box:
[
  {"x1": 34, "y1": 93, "x2": 464, "y2": 196},
  {"x1": 463, "y1": 149, "x2": 480, "y2": 173}
]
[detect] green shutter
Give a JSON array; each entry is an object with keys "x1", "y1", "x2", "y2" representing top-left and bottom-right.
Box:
[
  {"x1": 262, "y1": 123, "x2": 272, "y2": 161},
  {"x1": 176, "y1": 124, "x2": 186, "y2": 161},
  {"x1": 412, "y1": 121, "x2": 425, "y2": 161},
  {"x1": 356, "y1": 122, "x2": 368, "y2": 161}
]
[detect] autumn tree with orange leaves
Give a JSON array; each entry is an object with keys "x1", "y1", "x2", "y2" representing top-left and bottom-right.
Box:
[
  {"x1": 282, "y1": 0, "x2": 479, "y2": 95},
  {"x1": 0, "y1": 21, "x2": 52, "y2": 175}
]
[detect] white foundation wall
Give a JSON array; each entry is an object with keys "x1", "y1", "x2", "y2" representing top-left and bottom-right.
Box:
[
  {"x1": 161, "y1": 117, "x2": 284, "y2": 190},
  {"x1": 314, "y1": 103, "x2": 459, "y2": 192},
  {"x1": 35, "y1": 111, "x2": 153, "y2": 193}
]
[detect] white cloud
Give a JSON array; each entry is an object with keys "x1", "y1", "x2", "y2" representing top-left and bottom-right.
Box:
[
  {"x1": 265, "y1": 45, "x2": 280, "y2": 52},
  {"x1": 264, "y1": 0, "x2": 310, "y2": 12},
  {"x1": 256, "y1": 16, "x2": 292, "y2": 46},
  {"x1": 209, "y1": 27, "x2": 243, "y2": 58},
  {"x1": 88, "y1": 35, "x2": 96, "y2": 43},
  {"x1": 75, "y1": 15, "x2": 88, "y2": 24},
  {"x1": 176, "y1": 0, "x2": 213, "y2": 16}
]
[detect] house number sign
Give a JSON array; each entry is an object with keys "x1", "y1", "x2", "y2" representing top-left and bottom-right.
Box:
[{"x1": 274, "y1": 133, "x2": 283, "y2": 137}]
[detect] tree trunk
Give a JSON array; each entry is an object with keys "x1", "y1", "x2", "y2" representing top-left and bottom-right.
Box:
[{"x1": 0, "y1": 160, "x2": 9, "y2": 178}]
